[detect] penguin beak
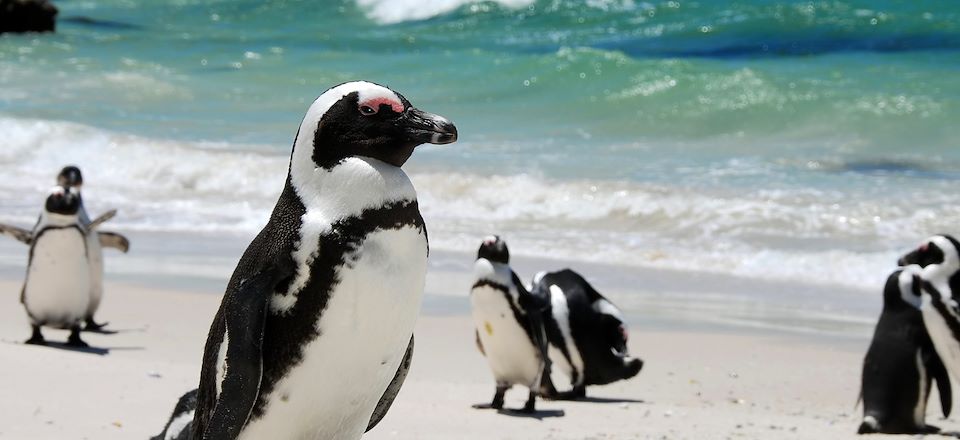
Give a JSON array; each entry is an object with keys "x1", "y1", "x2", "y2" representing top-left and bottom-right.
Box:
[
  {"x1": 898, "y1": 250, "x2": 918, "y2": 266},
  {"x1": 400, "y1": 108, "x2": 458, "y2": 145}
]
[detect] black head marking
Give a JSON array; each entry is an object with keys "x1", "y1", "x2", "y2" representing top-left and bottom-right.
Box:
[
  {"x1": 57, "y1": 165, "x2": 83, "y2": 188},
  {"x1": 477, "y1": 235, "x2": 509, "y2": 264},
  {"x1": 306, "y1": 84, "x2": 457, "y2": 169},
  {"x1": 898, "y1": 235, "x2": 958, "y2": 268},
  {"x1": 44, "y1": 187, "x2": 81, "y2": 216}
]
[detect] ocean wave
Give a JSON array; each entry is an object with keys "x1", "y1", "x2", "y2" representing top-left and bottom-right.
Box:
[
  {"x1": 0, "y1": 116, "x2": 952, "y2": 290},
  {"x1": 355, "y1": 0, "x2": 534, "y2": 24}
]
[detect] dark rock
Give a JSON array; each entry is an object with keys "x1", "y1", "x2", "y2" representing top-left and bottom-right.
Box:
[{"x1": 0, "y1": 0, "x2": 58, "y2": 34}]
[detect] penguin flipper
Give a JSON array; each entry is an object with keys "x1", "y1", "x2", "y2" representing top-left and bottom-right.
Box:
[
  {"x1": 202, "y1": 270, "x2": 276, "y2": 440},
  {"x1": 366, "y1": 335, "x2": 414, "y2": 432},
  {"x1": 97, "y1": 231, "x2": 130, "y2": 252},
  {"x1": 87, "y1": 209, "x2": 117, "y2": 230},
  {"x1": 0, "y1": 223, "x2": 32, "y2": 245}
]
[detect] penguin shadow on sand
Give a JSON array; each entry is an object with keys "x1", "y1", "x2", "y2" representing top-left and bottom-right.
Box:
[
  {"x1": 554, "y1": 395, "x2": 646, "y2": 405},
  {"x1": 491, "y1": 406, "x2": 566, "y2": 420}
]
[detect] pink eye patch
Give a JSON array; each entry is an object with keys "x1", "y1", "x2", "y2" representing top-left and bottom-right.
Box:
[{"x1": 360, "y1": 97, "x2": 404, "y2": 114}]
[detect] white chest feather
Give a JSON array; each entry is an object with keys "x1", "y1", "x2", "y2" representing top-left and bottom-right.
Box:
[
  {"x1": 274, "y1": 157, "x2": 418, "y2": 313},
  {"x1": 24, "y1": 228, "x2": 91, "y2": 328},
  {"x1": 914, "y1": 349, "x2": 928, "y2": 425},
  {"x1": 920, "y1": 293, "x2": 960, "y2": 382},
  {"x1": 241, "y1": 226, "x2": 428, "y2": 440},
  {"x1": 914, "y1": 264, "x2": 960, "y2": 383},
  {"x1": 470, "y1": 284, "x2": 541, "y2": 388}
]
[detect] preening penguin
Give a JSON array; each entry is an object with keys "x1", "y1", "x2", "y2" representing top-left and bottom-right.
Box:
[
  {"x1": 531, "y1": 269, "x2": 642, "y2": 399},
  {"x1": 21, "y1": 186, "x2": 92, "y2": 347},
  {"x1": 897, "y1": 235, "x2": 960, "y2": 383},
  {"x1": 858, "y1": 268, "x2": 950, "y2": 434},
  {"x1": 190, "y1": 81, "x2": 457, "y2": 439},
  {"x1": 469, "y1": 236, "x2": 552, "y2": 413}
]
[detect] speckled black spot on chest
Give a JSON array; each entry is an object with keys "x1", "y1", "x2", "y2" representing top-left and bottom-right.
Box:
[{"x1": 251, "y1": 200, "x2": 426, "y2": 420}]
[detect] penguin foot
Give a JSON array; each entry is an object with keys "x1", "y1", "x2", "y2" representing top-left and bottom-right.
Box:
[
  {"x1": 24, "y1": 335, "x2": 46, "y2": 346},
  {"x1": 65, "y1": 337, "x2": 90, "y2": 348},
  {"x1": 67, "y1": 328, "x2": 90, "y2": 348},
  {"x1": 520, "y1": 391, "x2": 537, "y2": 413},
  {"x1": 471, "y1": 403, "x2": 503, "y2": 410},
  {"x1": 472, "y1": 386, "x2": 507, "y2": 410},
  {"x1": 83, "y1": 319, "x2": 110, "y2": 332},
  {"x1": 25, "y1": 326, "x2": 46, "y2": 345},
  {"x1": 546, "y1": 387, "x2": 586, "y2": 401}
]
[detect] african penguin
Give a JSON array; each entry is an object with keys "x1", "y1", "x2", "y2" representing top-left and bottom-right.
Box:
[
  {"x1": 531, "y1": 269, "x2": 643, "y2": 399},
  {"x1": 151, "y1": 389, "x2": 197, "y2": 440},
  {"x1": 897, "y1": 234, "x2": 960, "y2": 383},
  {"x1": 21, "y1": 186, "x2": 92, "y2": 347},
  {"x1": 470, "y1": 235, "x2": 552, "y2": 413},
  {"x1": 858, "y1": 267, "x2": 950, "y2": 434},
  {"x1": 57, "y1": 165, "x2": 110, "y2": 331},
  {"x1": 189, "y1": 81, "x2": 457, "y2": 439}
]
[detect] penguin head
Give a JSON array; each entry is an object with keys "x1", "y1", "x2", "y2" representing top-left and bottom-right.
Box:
[
  {"x1": 57, "y1": 165, "x2": 84, "y2": 189},
  {"x1": 477, "y1": 235, "x2": 509, "y2": 264},
  {"x1": 294, "y1": 81, "x2": 457, "y2": 169},
  {"x1": 44, "y1": 186, "x2": 81, "y2": 216},
  {"x1": 898, "y1": 235, "x2": 960, "y2": 272}
]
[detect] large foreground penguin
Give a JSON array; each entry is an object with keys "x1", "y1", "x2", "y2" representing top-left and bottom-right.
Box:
[
  {"x1": 858, "y1": 268, "x2": 951, "y2": 434},
  {"x1": 531, "y1": 269, "x2": 643, "y2": 399},
  {"x1": 469, "y1": 236, "x2": 552, "y2": 413},
  {"x1": 21, "y1": 186, "x2": 92, "y2": 347},
  {"x1": 897, "y1": 235, "x2": 960, "y2": 383},
  {"x1": 189, "y1": 81, "x2": 457, "y2": 439}
]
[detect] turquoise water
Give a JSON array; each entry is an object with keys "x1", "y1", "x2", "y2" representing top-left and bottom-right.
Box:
[{"x1": 1, "y1": 0, "x2": 959, "y2": 288}]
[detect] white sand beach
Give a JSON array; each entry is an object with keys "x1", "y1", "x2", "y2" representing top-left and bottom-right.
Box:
[{"x1": 0, "y1": 245, "x2": 952, "y2": 440}]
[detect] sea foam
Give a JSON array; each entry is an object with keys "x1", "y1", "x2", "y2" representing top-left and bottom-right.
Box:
[
  {"x1": 0, "y1": 116, "x2": 950, "y2": 291},
  {"x1": 355, "y1": 0, "x2": 534, "y2": 24}
]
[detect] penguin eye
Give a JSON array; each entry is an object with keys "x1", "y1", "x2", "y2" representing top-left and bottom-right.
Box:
[{"x1": 359, "y1": 105, "x2": 377, "y2": 116}]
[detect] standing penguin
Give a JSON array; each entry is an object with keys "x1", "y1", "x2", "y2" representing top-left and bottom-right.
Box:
[
  {"x1": 897, "y1": 235, "x2": 960, "y2": 382},
  {"x1": 469, "y1": 235, "x2": 552, "y2": 413},
  {"x1": 858, "y1": 268, "x2": 951, "y2": 434},
  {"x1": 57, "y1": 165, "x2": 129, "y2": 331},
  {"x1": 531, "y1": 269, "x2": 643, "y2": 399},
  {"x1": 189, "y1": 81, "x2": 457, "y2": 439},
  {"x1": 21, "y1": 186, "x2": 92, "y2": 347}
]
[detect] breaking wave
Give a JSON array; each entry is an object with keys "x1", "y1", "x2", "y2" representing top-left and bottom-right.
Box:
[{"x1": 0, "y1": 116, "x2": 951, "y2": 290}]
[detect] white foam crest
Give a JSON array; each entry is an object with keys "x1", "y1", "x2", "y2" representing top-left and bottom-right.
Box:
[
  {"x1": 411, "y1": 172, "x2": 960, "y2": 243},
  {"x1": 0, "y1": 116, "x2": 287, "y2": 233},
  {"x1": 0, "y1": 116, "x2": 951, "y2": 290},
  {"x1": 356, "y1": 0, "x2": 534, "y2": 24}
]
